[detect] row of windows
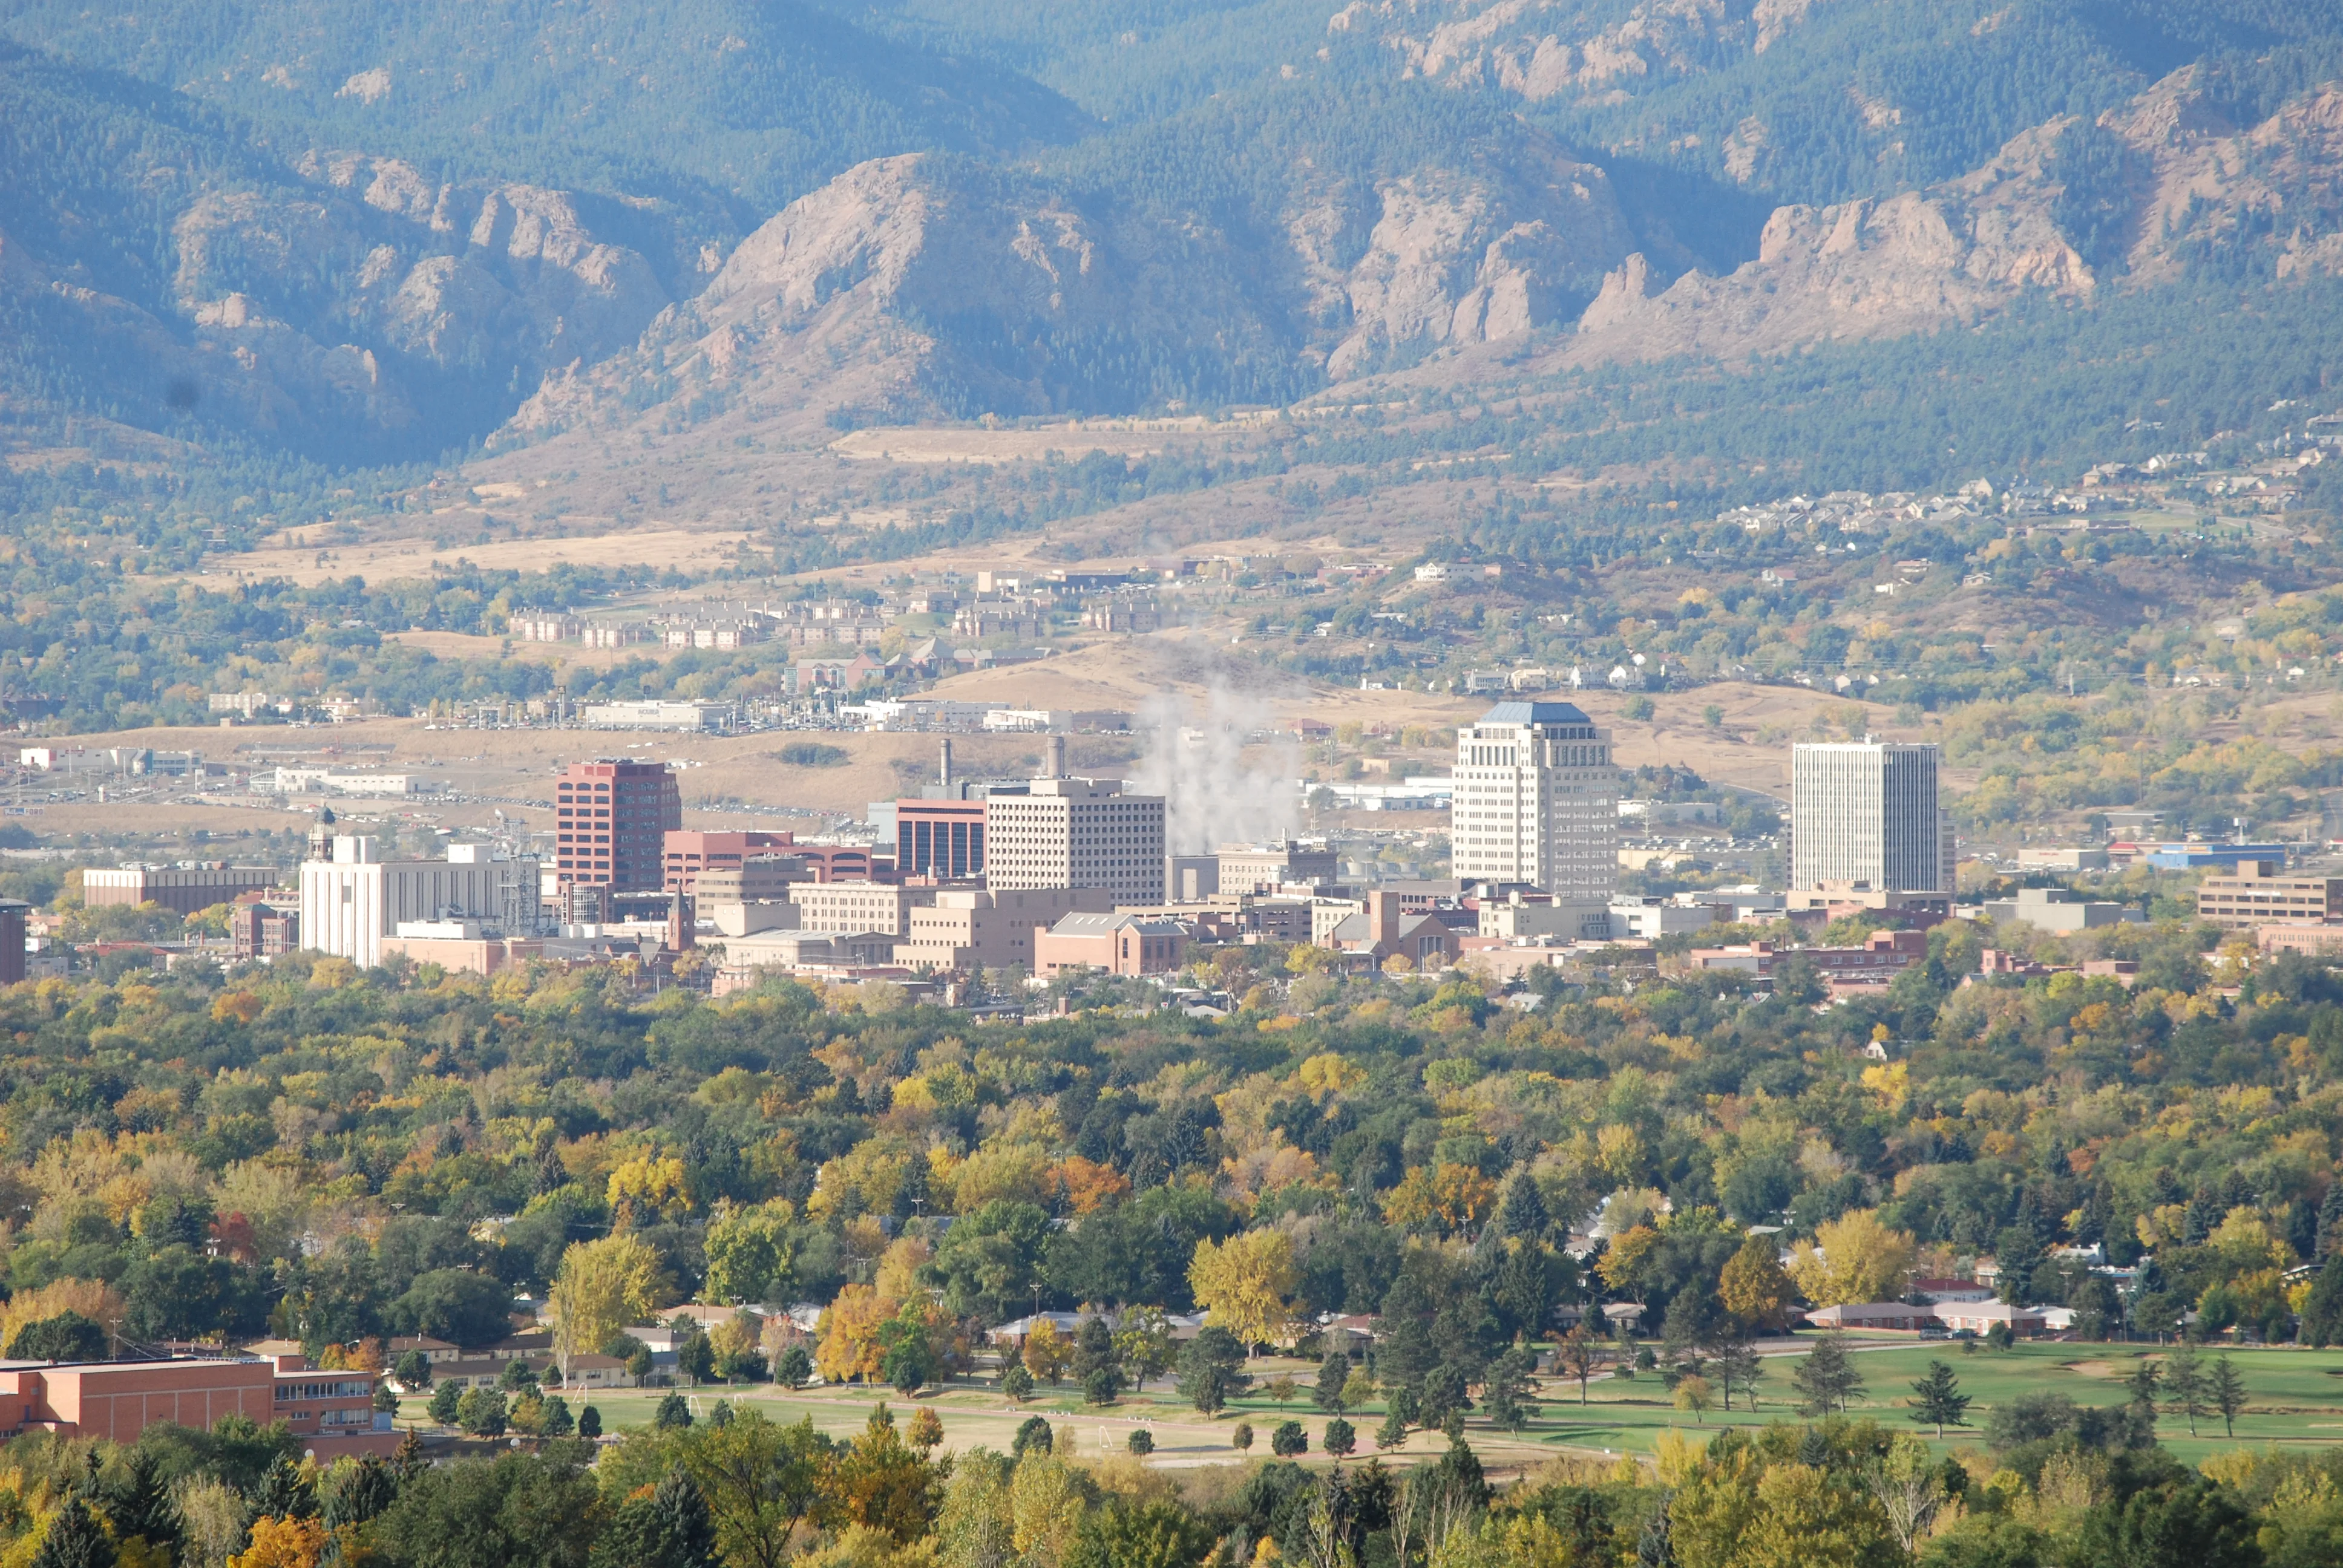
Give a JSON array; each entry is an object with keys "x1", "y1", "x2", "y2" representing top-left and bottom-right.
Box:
[{"x1": 276, "y1": 1380, "x2": 373, "y2": 1402}]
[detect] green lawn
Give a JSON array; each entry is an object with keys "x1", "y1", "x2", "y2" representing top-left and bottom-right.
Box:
[{"x1": 396, "y1": 1342, "x2": 2343, "y2": 1472}]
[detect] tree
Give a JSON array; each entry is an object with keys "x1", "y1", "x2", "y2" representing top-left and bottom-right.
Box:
[
  {"x1": 428, "y1": 1382, "x2": 462, "y2": 1426},
  {"x1": 2165, "y1": 1342, "x2": 2207, "y2": 1437},
  {"x1": 1073, "y1": 1318, "x2": 1122, "y2": 1405},
  {"x1": 1374, "y1": 1411, "x2": 1406, "y2": 1451},
  {"x1": 390, "y1": 1270, "x2": 517, "y2": 1350},
  {"x1": 1718, "y1": 1237, "x2": 1797, "y2": 1333},
  {"x1": 1023, "y1": 1321, "x2": 1071, "y2": 1386},
  {"x1": 1013, "y1": 1417, "x2": 1054, "y2": 1459},
  {"x1": 394, "y1": 1349, "x2": 434, "y2": 1390},
  {"x1": 1483, "y1": 1348, "x2": 1538, "y2": 1433},
  {"x1": 774, "y1": 1345, "x2": 811, "y2": 1390},
  {"x1": 683, "y1": 1411, "x2": 828, "y2": 1568},
  {"x1": 373, "y1": 1450, "x2": 603, "y2": 1568},
  {"x1": 1270, "y1": 1421, "x2": 1308, "y2": 1457},
  {"x1": 105, "y1": 1446, "x2": 179, "y2": 1555},
  {"x1": 578, "y1": 1406, "x2": 603, "y2": 1439},
  {"x1": 1493, "y1": 1171, "x2": 1549, "y2": 1243},
  {"x1": 1908, "y1": 1360, "x2": 1970, "y2": 1437},
  {"x1": 656, "y1": 1392, "x2": 695, "y2": 1430},
  {"x1": 1673, "y1": 1375, "x2": 1714, "y2": 1424},
  {"x1": 1788, "y1": 1211, "x2": 1917, "y2": 1308},
  {"x1": 1113, "y1": 1311, "x2": 1178, "y2": 1394},
  {"x1": 460, "y1": 1388, "x2": 509, "y2": 1438},
  {"x1": 1316, "y1": 1352, "x2": 1352, "y2": 1413},
  {"x1": 1323, "y1": 1417, "x2": 1356, "y2": 1460},
  {"x1": 675, "y1": 1325, "x2": 718, "y2": 1387},
  {"x1": 2301, "y1": 1254, "x2": 2343, "y2": 1347},
  {"x1": 1231, "y1": 1422, "x2": 1254, "y2": 1451},
  {"x1": 907, "y1": 1408, "x2": 945, "y2": 1451},
  {"x1": 1188, "y1": 1230, "x2": 1299, "y2": 1352},
  {"x1": 926, "y1": 1201, "x2": 1054, "y2": 1324},
  {"x1": 1789, "y1": 1333, "x2": 1866, "y2": 1417},
  {"x1": 2210, "y1": 1355, "x2": 2248, "y2": 1437},
  {"x1": 1265, "y1": 1374, "x2": 1299, "y2": 1411},
  {"x1": 829, "y1": 1408, "x2": 945, "y2": 1542},
  {"x1": 1714, "y1": 1339, "x2": 1763, "y2": 1413},
  {"x1": 597, "y1": 1468, "x2": 719, "y2": 1568},
  {"x1": 1002, "y1": 1362, "x2": 1034, "y2": 1402},
  {"x1": 551, "y1": 1235, "x2": 667, "y2": 1376},
  {"x1": 8, "y1": 1311, "x2": 106, "y2": 1363},
  {"x1": 702, "y1": 1200, "x2": 799, "y2": 1307},
  {"x1": 1127, "y1": 1428, "x2": 1154, "y2": 1456},
  {"x1": 1558, "y1": 1323, "x2": 1602, "y2": 1405},
  {"x1": 1176, "y1": 1326, "x2": 1248, "y2": 1416}
]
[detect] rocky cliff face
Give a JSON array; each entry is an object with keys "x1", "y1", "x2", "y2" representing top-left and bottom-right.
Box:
[
  {"x1": 506, "y1": 154, "x2": 1303, "y2": 443},
  {"x1": 1, "y1": 124, "x2": 671, "y2": 458},
  {"x1": 1331, "y1": 0, "x2": 1824, "y2": 105},
  {"x1": 1559, "y1": 117, "x2": 2089, "y2": 366},
  {"x1": 505, "y1": 136, "x2": 1641, "y2": 445}
]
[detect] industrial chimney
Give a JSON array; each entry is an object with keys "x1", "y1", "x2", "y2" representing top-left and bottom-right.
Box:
[
  {"x1": 940, "y1": 737, "x2": 954, "y2": 789},
  {"x1": 1046, "y1": 735, "x2": 1066, "y2": 779}
]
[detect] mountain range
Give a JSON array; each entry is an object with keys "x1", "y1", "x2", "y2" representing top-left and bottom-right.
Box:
[{"x1": 7, "y1": 0, "x2": 2343, "y2": 498}]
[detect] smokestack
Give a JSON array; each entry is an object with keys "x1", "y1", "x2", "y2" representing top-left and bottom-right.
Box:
[
  {"x1": 940, "y1": 737, "x2": 954, "y2": 789},
  {"x1": 1047, "y1": 735, "x2": 1066, "y2": 779}
]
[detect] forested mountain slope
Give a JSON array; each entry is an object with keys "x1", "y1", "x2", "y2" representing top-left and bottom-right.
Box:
[{"x1": 6, "y1": 0, "x2": 2343, "y2": 508}]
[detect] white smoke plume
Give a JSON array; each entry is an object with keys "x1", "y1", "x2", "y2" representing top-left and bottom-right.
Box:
[{"x1": 1130, "y1": 687, "x2": 1302, "y2": 854}]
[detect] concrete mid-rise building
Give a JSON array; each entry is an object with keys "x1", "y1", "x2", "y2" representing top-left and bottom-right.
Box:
[
  {"x1": 554, "y1": 760, "x2": 681, "y2": 894},
  {"x1": 1789, "y1": 740, "x2": 1954, "y2": 895},
  {"x1": 81, "y1": 866, "x2": 280, "y2": 915},
  {"x1": 894, "y1": 887, "x2": 1115, "y2": 972},
  {"x1": 1450, "y1": 702, "x2": 1617, "y2": 897},
  {"x1": 2194, "y1": 860, "x2": 2343, "y2": 930},
  {"x1": 984, "y1": 776, "x2": 1166, "y2": 904},
  {"x1": 787, "y1": 881, "x2": 937, "y2": 939},
  {"x1": 300, "y1": 840, "x2": 538, "y2": 969}
]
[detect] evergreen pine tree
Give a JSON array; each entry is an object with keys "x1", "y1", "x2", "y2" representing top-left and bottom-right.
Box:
[
  {"x1": 1495, "y1": 1171, "x2": 1548, "y2": 1242},
  {"x1": 1908, "y1": 1360, "x2": 1970, "y2": 1437},
  {"x1": 30, "y1": 1499, "x2": 115, "y2": 1568},
  {"x1": 1315, "y1": 1352, "x2": 1352, "y2": 1413},
  {"x1": 103, "y1": 1447, "x2": 176, "y2": 1552},
  {"x1": 2318, "y1": 1183, "x2": 2343, "y2": 1259},
  {"x1": 1790, "y1": 1333, "x2": 1865, "y2": 1417},
  {"x1": 251, "y1": 1454, "x2": 317, "y2": 1521}
]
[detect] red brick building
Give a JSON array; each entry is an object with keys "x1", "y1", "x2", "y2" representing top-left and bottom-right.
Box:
[
  {"x1": 1033, "y1": 913, "x2": 1187, "y2": 977},
  {"x1": 554, "y1": 760, "x2": 681, "y2": 894},
  {"x1": 0, "y1": 1353, "x2": 393, "y2": 1456}
]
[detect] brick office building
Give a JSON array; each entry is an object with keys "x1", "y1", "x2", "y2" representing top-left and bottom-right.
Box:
[
  {"x1": 0, "y1": 1353, "x2": 393, "y2": 1456},
  {"x1": 553, "y1": 760, "x2": 682, "y2": 894}
]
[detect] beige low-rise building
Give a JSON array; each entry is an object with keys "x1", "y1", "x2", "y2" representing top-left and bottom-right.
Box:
[
  {"x1": 894, "y1": 887, "x2": 1115, "y2": 971},
  {"x1": 2196, "y1": 860, "x2": 2343, "y2": 930}
]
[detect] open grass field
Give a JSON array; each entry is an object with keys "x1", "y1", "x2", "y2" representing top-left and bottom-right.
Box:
[{"x1": 394, "y1": 1341, "x2": 2343, "y2": 1477}]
